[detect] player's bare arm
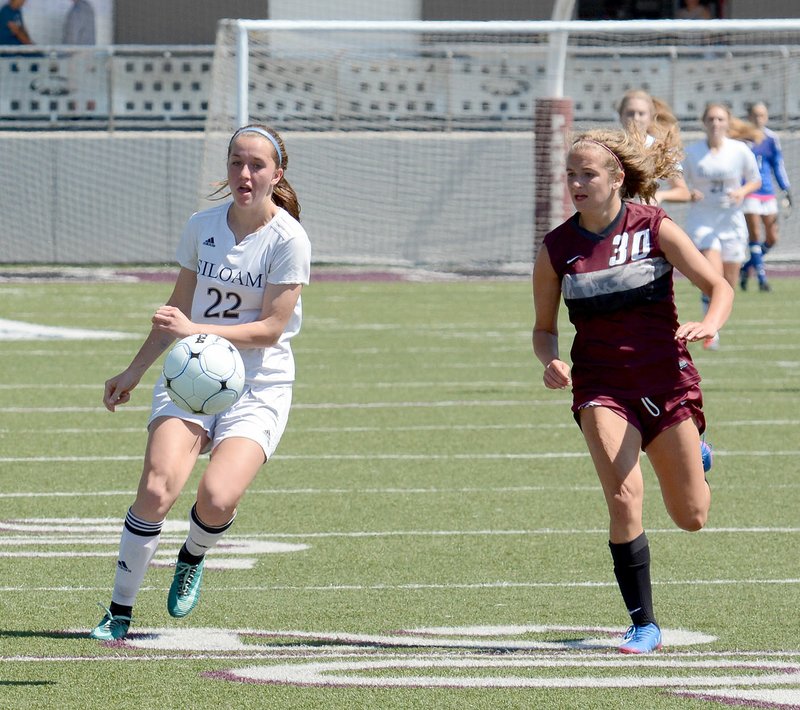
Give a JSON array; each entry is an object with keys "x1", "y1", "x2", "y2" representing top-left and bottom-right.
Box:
[
  {"x1": 729, "y1": 177, "x2": 762, "y2": 205},
  {"x1": 8, "y1": 20, "x2": 32, "y2": 44},
  {"x1": 104, "y1": 268, "x2": 198, "y2": 411},
  {"x1": 532, "y1": 246, "x2": 571, "y2": 389},
  {"x1": 154, "y1": 281, "x2": 303, "y2": 351},
  {"x1": 655, "y1": 175, "x2": 691, "y2": 205}
]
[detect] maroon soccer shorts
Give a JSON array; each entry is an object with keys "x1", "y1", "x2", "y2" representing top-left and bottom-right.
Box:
[{"x1": 573, "y1": 383, "x2": 706, "y2": 449}]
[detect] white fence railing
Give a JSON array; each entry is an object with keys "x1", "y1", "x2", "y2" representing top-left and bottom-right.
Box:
[
  {"x1": 3, "y1": 43, "x2": 800, "y2": 130},
  {"x1": 0, "y1": 46, "x2": 213, "y2": 129}
]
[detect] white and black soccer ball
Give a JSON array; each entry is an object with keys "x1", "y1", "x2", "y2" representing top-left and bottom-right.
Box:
[{"x1": 162, "y1": 334, "x2": 245, "y2": 415}]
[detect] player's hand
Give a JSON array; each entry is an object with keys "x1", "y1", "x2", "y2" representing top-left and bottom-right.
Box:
[
  {"x1": 784, "y1": 190, "x2": 793, "y2": 208},
  {"x1": 675, "y1": 321, "x2": 715, "y2": 343},
  {"x1": 543, "y1": 359, "x2": 572, "y2": 390},
  {"x1": 728, "y1": 187, "x2": 747, "y2": 206},
  {"x1": 103, "y1": 371, "x2": 140, "y2": 411},
  {"x1": 152, "y1": 305, "x2": 194, "y2": 338}
]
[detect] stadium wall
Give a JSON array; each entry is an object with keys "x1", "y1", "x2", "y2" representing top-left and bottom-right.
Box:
[
  {"x1": 20, "y1": 0, "x2": 800, "y2": 44},
  {"x1": 1, "y1": 131, "x2": 798, "y2": 267}
]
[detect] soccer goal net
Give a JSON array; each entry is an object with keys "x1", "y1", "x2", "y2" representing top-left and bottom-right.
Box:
[{"x1": 201, "y1": 19, "x2": 800, "y2": 271}]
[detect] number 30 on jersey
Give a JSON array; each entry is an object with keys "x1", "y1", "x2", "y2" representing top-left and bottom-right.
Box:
[{"x1": 609, "y1": 229, "x2": 652, "y2": 266}]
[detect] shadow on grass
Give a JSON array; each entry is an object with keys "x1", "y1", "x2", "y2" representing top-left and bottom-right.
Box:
[
  {"x1": 0, "y1": 629, "x2": 87, "y2": 641},
  {"x1": 0, "y1": 680, "x2": 57, "y2": 687}
]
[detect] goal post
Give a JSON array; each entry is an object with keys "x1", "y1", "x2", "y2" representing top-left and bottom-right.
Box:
[
  {"x1": 201, "y1": 18, "x2": 800, "y2": 271},
  {"x1": 533, "y1": 0, "x2": 576, "y2": 257}
]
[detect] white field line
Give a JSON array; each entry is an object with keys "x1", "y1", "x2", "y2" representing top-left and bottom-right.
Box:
[
  {"x1": 2, "y1": 338, "x2": 797, "y2": 353},
  {"x1": 0, "y1": 361, "x2": 798, "y2": 390},
  {"x1": 2, "y1": 418, "x2": 798, "y2": 438},
  {"x1": 0, "y1": 419, "x2": 797, "y2": 436},
  {"x1": 0, "y1": 654, "x2": 378, "y2": 663},
  {"x1": 0, "y1": 399, "x2": 565, "y2": 414},
  {"x1": 0, "y1": 380, "x2": 535, "y2": 390},
  {"x1": 1, "y1": 523, "x2": 800, "y2": 537},
  {"x1": 273, "y1": 450, "x2": 800, "y2": 460},
  {"x1": 0, "y1": 450, "x2": 798, "y2": 464},
  {"x1": 5, "y1": 649, "x2": 800, "y2": 663},
  {"x1": 0, "y1": 395, "x2": 797, "y2": 414},
  {"x1": 1, "y1": 379, "x2": 540, "y2": 390},
  {"x1": 0, "y1": 318, "x2": 136, "y2": 341},
  {"x1": 2, "y1": 578, "x2": 800, "y2": 594},
  {"x1": 3, "y1": 483, "x2": 800, "y2": 500},
  {"x1": 0, "y1": 485, "x2": 606, "y2": 499},
  {"x1": 4, "y1": 651, "x2": 800, "y2": 671},
  {"x1": 0, "y1": 652, "x2": 497, "y2": 662}
]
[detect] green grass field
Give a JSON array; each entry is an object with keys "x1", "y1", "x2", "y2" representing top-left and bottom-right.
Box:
[{"x1": 1, "y1": 269, "x2": 799, "y2": 709}]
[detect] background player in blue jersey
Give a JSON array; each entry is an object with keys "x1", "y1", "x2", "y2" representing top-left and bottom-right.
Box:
[
  {"x1": 532, "y1": 128, "x2": 733, "y2": 654},
  {"x1": 90, "y1": 125, "x2": 311, "y2": 641},
  {"x1": 740, "y1": 101, "x2": 792, "y2": 292}
]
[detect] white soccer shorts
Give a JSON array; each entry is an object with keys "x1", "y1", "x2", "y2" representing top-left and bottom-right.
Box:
[{"x1": 149, "y1": 378, "x2": 292, "y2": 460}]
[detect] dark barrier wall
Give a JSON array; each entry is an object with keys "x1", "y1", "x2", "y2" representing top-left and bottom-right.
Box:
[
  {"x1": 111, "y1": 1, "x2": 800, "y2": 45},
  {"x1": 114, "y1": 0, "x2": 268, "y2": 44}
]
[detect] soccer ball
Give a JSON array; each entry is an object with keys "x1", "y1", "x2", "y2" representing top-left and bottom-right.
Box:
[{"x1": 162, "y1": 334, "x2": 245, "y2": 415}]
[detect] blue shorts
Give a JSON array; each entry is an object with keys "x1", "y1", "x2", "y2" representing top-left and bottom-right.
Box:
[{"x1": 573, "y1": 384, "x2": 705, "y2": 449}]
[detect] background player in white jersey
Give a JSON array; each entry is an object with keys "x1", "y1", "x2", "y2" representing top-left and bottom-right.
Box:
[
  {"x1": 617, "y1": 89, "x2": 691, "y2": 206},
  {"x1": 682, "y1": 102, "x2": 761, "y2": 349},
  {"x1": 90, "y1": 124, "x2": 311, "y2": 641}
]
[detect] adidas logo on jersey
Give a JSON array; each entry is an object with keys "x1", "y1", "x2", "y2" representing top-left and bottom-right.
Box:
[{"x1": 202, "y1": 236, "x2": 216, "y2": 247}]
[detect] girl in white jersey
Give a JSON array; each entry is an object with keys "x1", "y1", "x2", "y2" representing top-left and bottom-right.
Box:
[
  {"x1": 90, "y1": 125, "x2": 311, "y2": 641},
  {"x1": 682, "y1": 103, "x2": 761, "y2": 349},
  {"x1": 617, "y1": 89, "x2": 691, "y2": 205}
]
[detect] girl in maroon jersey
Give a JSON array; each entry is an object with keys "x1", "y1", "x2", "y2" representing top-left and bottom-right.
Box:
[{"x1": 532, "y1": 128, "x2": 733, "y2": 654}]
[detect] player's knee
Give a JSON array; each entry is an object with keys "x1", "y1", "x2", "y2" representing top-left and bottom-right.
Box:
[
  {"x1": 135, "y1": 472, "x2": 179, "y2": 517},
  {"x1": 195, "y1": 488, "x2": 239, "y2": 525},
  {"x1": 673, "y1": 506, "x2": 708, "y2": 532}
]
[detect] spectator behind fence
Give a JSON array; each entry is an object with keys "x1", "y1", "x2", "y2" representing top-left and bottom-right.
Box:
[
  {"x1": 63, "y1": 0, "x2": 95, "y2": 45},
  {"x1": 0, "y1": 0, "x2": 32, "y2": 46},
  {"x1": 676, "y1": 0, "x2": 713, "y2": 19}
]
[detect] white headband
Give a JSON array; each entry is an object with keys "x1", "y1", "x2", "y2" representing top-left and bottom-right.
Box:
[{"x1": 232, "y1": 127, "x2": 283, "y2": 165}]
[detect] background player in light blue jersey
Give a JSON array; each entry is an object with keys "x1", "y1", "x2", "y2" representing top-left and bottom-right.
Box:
[
  {"x1": 90, "y1": 125, "x2": 311, "y2": 641},
  {"x1": 740, "y1": 101, "x2": 792, "y2": 292}
]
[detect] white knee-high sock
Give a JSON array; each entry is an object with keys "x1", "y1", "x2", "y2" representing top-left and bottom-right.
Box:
[
  {"x1": 111, "y1": 508, "x2": 164, "y2": 608},
  {"x1": 182, "y1": 503, "x2": 236, "y2": 560}
]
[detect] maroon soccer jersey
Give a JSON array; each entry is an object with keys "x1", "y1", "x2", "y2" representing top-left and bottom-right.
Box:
[{"x1": 543, "y1": 201, "x2": 700, "y2": 398}]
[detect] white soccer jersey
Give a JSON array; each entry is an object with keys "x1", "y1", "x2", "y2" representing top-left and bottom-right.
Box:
[
  {"x1": 682, "y1": 137, "x2": 760, "y2": 243},
  {"x1": 639, "y1": 133, "x2": 682, "y2": 201},
  {"x1": 176, "y1": 203, "x2": 311, "y2": 386}
]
